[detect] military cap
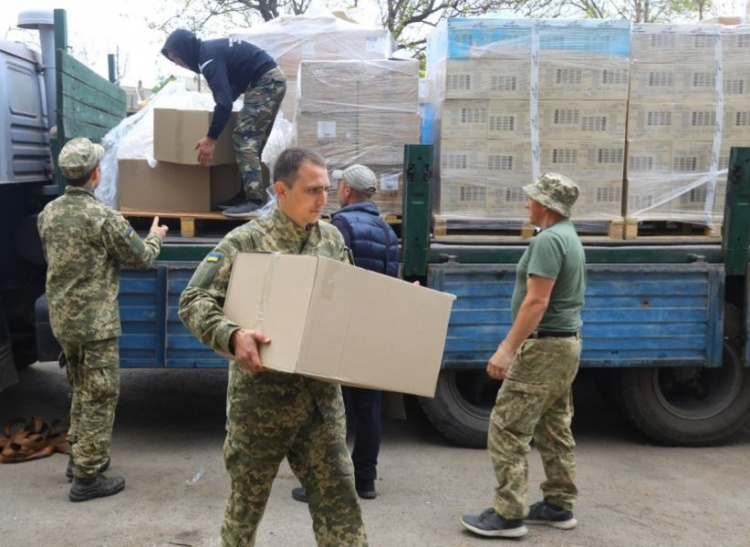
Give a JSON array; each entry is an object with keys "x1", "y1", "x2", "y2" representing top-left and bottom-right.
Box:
[
  {"x1": 331, "y1": 164, "x2": 378, "y2": 195},
  {"x1": 58, "y1": 137, "x2": 104, "y2": 180},
  {"x1": 523, "y1": 172, "x2": 580, "y2": 218}
]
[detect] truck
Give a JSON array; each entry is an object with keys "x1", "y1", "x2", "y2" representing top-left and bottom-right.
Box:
[
  {"x1": 2, "y1": 9, "x2": 750, "y2": 449},
  {"x1": 0, "y1": 9, "x2": 126, "y2": 388}
]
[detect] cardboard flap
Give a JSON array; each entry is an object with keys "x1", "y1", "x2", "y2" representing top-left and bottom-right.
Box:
[{"x1": 224, "y1": 253, "x2": 317, "y2": 373}]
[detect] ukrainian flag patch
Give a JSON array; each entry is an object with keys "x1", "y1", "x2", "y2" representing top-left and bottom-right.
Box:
[
  {"x1": 126, "y1": 227, "x2": 135, "y2": 239},
  {"x1": 206, "y1": 252, "x2": 221, "y2": 263}
]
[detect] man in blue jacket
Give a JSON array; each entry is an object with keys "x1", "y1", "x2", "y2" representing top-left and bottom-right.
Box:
[
  {"x1": 162, "y1": 29, "x2": 286, "y2": 218},
  {"x1": 292, "y1": 164, "x2": 399, "y2": 502}
]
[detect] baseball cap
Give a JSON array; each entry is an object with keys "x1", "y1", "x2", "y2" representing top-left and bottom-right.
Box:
[
  {"x1": 58, "y1": 137, "x2": 104, "y2": 180},
  {"x1": 331, "y1": 164, "x2": 378, "y2": 195}
]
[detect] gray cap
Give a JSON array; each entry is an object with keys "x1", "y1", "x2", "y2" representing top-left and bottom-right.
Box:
[
  {"x1": 331, "y1": 164, "x2": 378, "y2": 195},
  {"x1": 523, "y1": 172, "x2": 580, "y2": 218},
  {"x1": 58, "y1": 137, "x2": 104, "y2": 180}
]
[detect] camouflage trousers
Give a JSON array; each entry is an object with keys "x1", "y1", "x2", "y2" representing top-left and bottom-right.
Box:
[
  {"x1": 60, "y1": 337, "x2": 120, "y2": 480},
  {"x1": 489, "y1": 335, "x2": 582, "y2": 519},
  {"x1": 221, "y1": 361, "x2": 367, "y2": 547},
  {"x1": 234, "y1": 67, "x2": 286, "y2": 202}
]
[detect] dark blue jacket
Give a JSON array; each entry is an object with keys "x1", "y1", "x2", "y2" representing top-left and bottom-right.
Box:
[
  {"x1": 162, "y1": 30, "x2": 277, "y2": 140},
  {"x1": 330, "y1": 201, "x2": 399, "y2": 277}
]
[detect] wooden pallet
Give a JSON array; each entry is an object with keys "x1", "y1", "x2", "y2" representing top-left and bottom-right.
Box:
[
  {"x1": 121, "y1": 210, "x2": 252, "y2": 238},
  {"x1": 623, "y1": 217, "x2": 722, "y2": 240},
  {"x1": 433, "y1": 215, "x2": 626, "y2": 240}
]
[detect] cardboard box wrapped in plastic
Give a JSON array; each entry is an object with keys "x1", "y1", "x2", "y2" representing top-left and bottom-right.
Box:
[{"x1": 223, "y1": 253, "x2": 456, "y2": 397}]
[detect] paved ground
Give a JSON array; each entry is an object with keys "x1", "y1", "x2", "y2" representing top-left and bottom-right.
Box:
[{"x1": 1, "y1": 363, "x2": 749, "y2": 547}]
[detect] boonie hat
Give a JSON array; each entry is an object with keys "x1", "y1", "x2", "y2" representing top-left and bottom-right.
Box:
[
  {"x1": 523, "y1": 172, "x2": 580, "y2": 218},
  {"x1": 331, "y1": 164, "x2": 378, "y2": 195},
  {"x1": 58, "y1": 137, "x2": 104, "y2": 180}
]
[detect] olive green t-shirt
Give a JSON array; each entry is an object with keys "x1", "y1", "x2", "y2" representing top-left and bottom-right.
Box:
[{"x1": 510, "y1": 219, "x2": 586, "y2": 331}]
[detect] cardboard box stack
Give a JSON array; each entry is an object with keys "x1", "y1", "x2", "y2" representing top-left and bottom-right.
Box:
[
  {"x1": 230, "y1": 13, "x2": 394, "y2": 121},
  {"x1": 294, "y1": 59, "x2": 421, "y2": 215},
  {"x1": 426, "y1": 18, "x2": 632, "y2": 222},
  {"x1": 118, "y1": 107, "x2": 241, "y2": 212},
  {"x1": 625, "y1": 24, "x2": 750, "y2": 225}
]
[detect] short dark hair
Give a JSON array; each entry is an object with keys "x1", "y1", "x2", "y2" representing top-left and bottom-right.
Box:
[
  {"x1": 275, "y1": 147, "x2": 326, "y2": 188},
  {"x1": 65, "y1": 164, "x2": 99, "y2": 187}
]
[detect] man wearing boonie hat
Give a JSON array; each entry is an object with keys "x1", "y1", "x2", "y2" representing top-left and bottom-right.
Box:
[
  {"x1": 291, "y1": 163, "x2": 398, "y2": 504},
  {"x1": 462, "y1": 173, "x2": 586, "y2": 539},
  {"x1": 37, "y1": 138, "x2": 168, "y2": 502}
]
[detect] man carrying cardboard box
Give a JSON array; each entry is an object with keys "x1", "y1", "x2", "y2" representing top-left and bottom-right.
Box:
[
  {"x1": 178, "y1": 147, "x2": 368, "y2": 546},
  {"x1": 162, "y1": 29, "x2": 286, "y2": 219},
  {"x1": 291, "y1": 164, "x2": 398, "y2": 503},
  {"x1": 461, "y1": 173, "x2": 586, "y2": 539},
  {"x1": 37, "y1": 138, "x2": 168, "y2": 502}
]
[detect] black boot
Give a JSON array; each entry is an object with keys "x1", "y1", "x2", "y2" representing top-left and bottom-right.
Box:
[
  {"x1": 69, "y1": 474, "x2": 125, "y2": 502},
  {"x1": 66, "y1": 455, "x2": 111, "y2": 481}
]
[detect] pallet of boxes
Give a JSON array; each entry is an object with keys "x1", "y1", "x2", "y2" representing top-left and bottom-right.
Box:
[
  {"x1": 118, "y1": 107, "x2": 244, "y2": 237},
  {"x1": 625, "y1": 23, "x2": 750, "y2": 239},
  {"x1": 231, "y1": 13, "x2": 420, "y2": 217},
  {"x1": 425, "y1": 18, "x2": 631, "y2": 238}
]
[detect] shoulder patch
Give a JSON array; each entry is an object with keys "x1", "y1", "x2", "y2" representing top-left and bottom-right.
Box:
[
  {"x1": 206, "y1": 252, "x2": 222, "y2": 263},
  {"x1": 126, "y1": 226, "x2": 136, "y2": 239}
]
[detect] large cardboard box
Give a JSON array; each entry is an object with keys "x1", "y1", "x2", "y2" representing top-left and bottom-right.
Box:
[
  {"x1": 440, "y1": 99, "x2": 489, "y2": 139},
  {"x1": 439, "y1": 139, "x2": 487, "y2": 178},
  {"x1": 154, "y1": 108, "x2": 237, "y2": 166},
  {"x1": 118, "y1": 160, "x2": 239, "y2": 212},
  {"x1": 538, "y1": 100, "x2": 627, "y2": 140},
  {"x1": 223, "y1": 253, "x2": 455, "y2": 397},
  {"x1": 487, "y1": 101, "x2": 532, "y2": 140},
  {"x1": 357, "y1": 113, "x2": 420, "y2": 165}
]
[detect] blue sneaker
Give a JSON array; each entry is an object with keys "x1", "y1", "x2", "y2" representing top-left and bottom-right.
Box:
[
  {"x1": 527, "y1": 500, "x2": 577, "y2": 529},
  {"x1": 460, "y1": 508, "x2": 528, "y2": 538}
]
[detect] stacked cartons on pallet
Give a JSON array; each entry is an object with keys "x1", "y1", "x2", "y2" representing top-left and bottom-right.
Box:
[
  {"x1": 626, "y1": 24, "x2": 750, "y2": 226},
  {"x1": 118, "y1": 106, "x2": 241, "y2": 212},
  {"x1": 294, "y1": 59, "x2": 420, "y2": 215},
  {"x1": 426, "y1": 18, "x2": 631, "y2": 225},
  {"x1": 230, "y1": 13, "x2": 394, "y2": 121}
]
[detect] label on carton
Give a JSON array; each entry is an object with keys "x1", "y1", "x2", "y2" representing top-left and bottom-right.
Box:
[
  {"x1": 317, "y1": 121, "x2": 337, "y2": 139},
  {"x1": 380, "y1": 173, "x2": 399, "y2": 191}
]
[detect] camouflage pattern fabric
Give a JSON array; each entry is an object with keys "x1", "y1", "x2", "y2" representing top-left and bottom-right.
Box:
[
  {"x1": 37, "y1": 186, "x2": 162, "y2": 342},
  {"x1": 60, "y1": 337, "x2": 119, "y2": 480},
  {"x1": 523, "y1": 172, "x2": 580, "y2": 218},
  {"x1": 57, "y1": 137, "x2": 104, "y2": 179},
  {"x1": 179, "y1": 205, "x2": 367, "y2": 547},
  {"x1": 233, "y1": 67, "x2": 286, "y2": 201},
  {"x1": 489, "y1": 336, "x2": 582, "y2": 519}
]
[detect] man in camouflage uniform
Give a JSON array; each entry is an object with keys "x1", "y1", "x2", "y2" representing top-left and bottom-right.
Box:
[
  {"x1": 162, "y1": 29, "x2": 286, "y2": 219},
  {"x1": 461, "y1": 173, "x2": 586, "y2": 539},
  {"x1": 178, "y1": 147, "x2": 367, "y2": 547},
  {"x1": 37, "y1": 138, "x2": 168, "y2": 502}
]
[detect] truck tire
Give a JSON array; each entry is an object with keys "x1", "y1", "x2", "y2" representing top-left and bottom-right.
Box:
[
  {"x1": 418, "y1": 369, "x2": 499, "y2": 448},
  {"x1": 615, "y1": 308, "x2": 750, "y2": 446}
]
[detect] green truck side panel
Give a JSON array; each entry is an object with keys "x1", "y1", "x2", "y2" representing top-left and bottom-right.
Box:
[
  {"x1": 51, "y1": 9, "x2": 126, "y2": 192},
  {"x1": 723, "y1": 148, "x2": 750, "y2": 276},
  {"x1": 402, "y1": 145, "x2": 433, "y2": 278}
]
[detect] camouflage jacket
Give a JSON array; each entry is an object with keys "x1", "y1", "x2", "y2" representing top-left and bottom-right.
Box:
[
  {"x1": 37, "y1": 187, "x2": 162, "y2": 342},
  {"x1": 178, "y1": 204, "x2": 347, "y2": 357}
]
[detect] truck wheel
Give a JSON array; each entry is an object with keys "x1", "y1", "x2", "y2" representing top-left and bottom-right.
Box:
[
  {"x1": 615, "y1": 313, "x2": 750, "y2": 445},
  {"x1": 418, "y1": 369, "x2": 499, "y2": 448}
]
